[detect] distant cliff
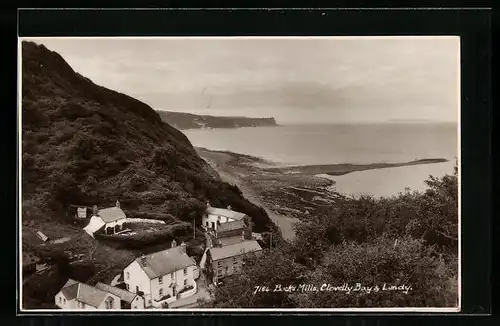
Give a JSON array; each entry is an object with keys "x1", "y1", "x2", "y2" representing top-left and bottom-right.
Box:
[{"x1": 156, "y1": 110, "x2": 278, "y2": 130}]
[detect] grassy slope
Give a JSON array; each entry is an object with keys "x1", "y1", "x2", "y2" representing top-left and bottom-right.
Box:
[{"x1": 20, "y1": 41, "x2": 273, "y2": 308}]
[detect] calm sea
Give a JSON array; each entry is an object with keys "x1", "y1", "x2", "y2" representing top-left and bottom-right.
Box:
[{"x1": 184, "y1": 123, "x2": 458, "y2": 197}]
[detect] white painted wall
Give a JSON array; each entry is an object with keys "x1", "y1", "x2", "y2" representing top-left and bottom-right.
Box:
[
  {"x1": 124, "y1": 260, "x2": 152, "y2": 306},
  {"x1": 97, "y1": 293, "x2": 121, "y2": 309},
  {"x1": 55, "y1": 292, "x2": 73, "y2": 309},
  {"x1": 131, "y1": 295, "x2": 146, "y2": 309},
  {"x1": 202, "y1": 213, "x2": 235, "y2": 232},
  {"x1": 150, "y1": 265, "x2": 196, "y2": 303},
  {"x1": 104, "y1": 218, "x2": 126, "y2": 230}
]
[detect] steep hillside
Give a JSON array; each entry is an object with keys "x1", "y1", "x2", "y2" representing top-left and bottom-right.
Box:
[
  {"x1": 21, "y1": 41, "x2": 272, "y2": 231},
  {"x1": 21, "y1": 41, "x2": 275, "y2": 308},
  {"x1": 156, "y1": 110, "x2": 278, "y2": 130}
]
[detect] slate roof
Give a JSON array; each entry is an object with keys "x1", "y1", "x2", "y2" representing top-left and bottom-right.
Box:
[
  {"x1": 135, "y1": 246, "x2": 195, "y2": 279},
  {"x1": 59, "y1": 279, "x2": 111, "y2": 308},
  {"x1": 217, "y1": 220, "x2": 245, "y2": 235},
  {"x1": 206, "y1": 207, "x2": 247, "y2": 221},
  {"x1": 95, "y1": 282, "x2": 137, "y2": 304},
  {"x1": 209, "y1": 240, "x2": 262, "y2": 261},
  {"x1": 97, "y1": 207, "x2": 126, "y2": 223}
]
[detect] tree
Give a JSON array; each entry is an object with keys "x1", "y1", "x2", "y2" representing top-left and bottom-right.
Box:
[
  {"x1": 293, "y1": 236, "x2": 458, "y2": 308},
  {"x1": 212, "y1": 247, "x2": 307, "y2": 308}
]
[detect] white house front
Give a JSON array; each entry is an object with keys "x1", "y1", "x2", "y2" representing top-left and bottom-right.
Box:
[
  {"x1": 84, "y1": 200, "x2": 127, "y2": 237},
  {"x1": 123, "y1": 243, "x2": 197, "y2": 308},
  {"x1": 202, "y1": 204, "x2": 249, "y2": 232}
]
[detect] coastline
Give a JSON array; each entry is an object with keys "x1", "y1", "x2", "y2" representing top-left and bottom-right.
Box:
[{"x1": 196, "y1": 147, "x2": 450, "y2": 241}]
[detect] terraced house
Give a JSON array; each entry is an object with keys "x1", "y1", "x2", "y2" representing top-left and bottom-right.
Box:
[
  {"x1": 123, "y1": 243, "x2": 198, "y2": 308},
  {"x1": 206, "y1": 240, "x2": 262, "y2": 283},
  {"x1": 55, "y1": 279, "x2": 121, "y2": 310}
]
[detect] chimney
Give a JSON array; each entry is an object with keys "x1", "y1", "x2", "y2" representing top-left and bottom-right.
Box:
[
  {"x1": 206, "y1": 201, "x2": 211, "y2": 207},
  {"x1": 116, "y1": 200, "x2": 120, "y2": 208},
  {"x1": 93, "y1": 205, "x2": 98, "y2": 216},
  {"x1": 243, "y1": 228, "x2": 252, "y2": 240},
  {"x1": 227, "y1": 205, "x2": 232, "y2": 211},
  {"x1": 171, "y1": 239, "x2": 177, "y2": 248},
  {"x1": 241, "y1": 229, "x2": 245, "y2": 241},
  {"x1": 180, "y1": 241, "x2": 186, "y2": 253},
  {"x1": 140, "y1": 254, "x2": 147, "y2": 266}
]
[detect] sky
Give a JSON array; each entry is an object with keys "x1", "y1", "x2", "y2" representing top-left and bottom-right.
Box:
[{"x1": 23, "y1": 37, "x2": 460, "y2": 124}]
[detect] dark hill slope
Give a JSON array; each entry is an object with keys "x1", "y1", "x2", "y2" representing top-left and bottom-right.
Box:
[{"x1": 21, "y1": 41, "x2": 272, "y2": 232}]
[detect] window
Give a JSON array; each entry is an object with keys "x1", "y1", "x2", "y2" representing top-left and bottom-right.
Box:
[
  {"x1": 63, "y1": 298, "x2": 66, "y2": 304},
  {"x1": 59, "y1": 297, "x2": 62, "y2": 303},
  {"x1": 217, "y1": 220, "x2": 221, "y2": 226},
  {"x1": 126, "y1": 272, "x2": 130, "y2": 280},
  {"x1": 159, "y1": 276, "x2": 163, "y2": 284},
  {"x1": 159, "y1": 288, "x2": 163, "y2": 297},
  {"x1": 183, "y1": 268, "x2": 187, "y2": 276},
  {"x1": 217, "y1": 261, "x2": 222, "y2": 267},
  {"x1": 183, "y1": 279, "x2": 187, "y2": 286},
  {"x1": 126, "y1": 284, "x2": 129, "y2": 290},
  {"x1": 105, "y1": 297, "x2": 114, "y2": 309}
]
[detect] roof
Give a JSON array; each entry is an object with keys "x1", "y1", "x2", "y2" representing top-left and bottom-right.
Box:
[
  {"x1": 36, "y1": 231, "x2": 49, "y2": 241},
  {"x1": 209, "y1": 240, "x2": 262, "y2": 261},
  {"x1": 59, "y1": 279, "x2": 111, "y2": 308},
  {"x1": 134, "y1": 246, "x2": 196, "y2": 279},
  {"x1": 206, "y1": 207, "x2": 247, "y2": 221},
  {"x1": 219, "y1": 236, "x2": 245, "y2": 246},
  {"x1": 217, "y1": 220, "x2": 245, "y2": 235},
  {"x1": 83, "y1": 216, "x2": 106, "y2": 236},
  {"x1": 95, "y1": 282, "x2": 137, "y2": 303},
  {"x1": 60, "y1": 279, "x2": 79, "y2": 300},
  {"x1": 96, "y1": 207, "x2": 126, "y2": 223}
]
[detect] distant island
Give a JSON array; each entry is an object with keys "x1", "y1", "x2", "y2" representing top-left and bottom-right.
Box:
[{"x1": 156, "y1": 110, "x2": 278, "y2": 130}]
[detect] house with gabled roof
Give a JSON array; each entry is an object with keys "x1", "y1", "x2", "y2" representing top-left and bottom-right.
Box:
[
  {"x1": 95, "y1": 282, "x2": 145, "y2": 309},
  {"x1": 202, "y1": 203, "x2": 252, "y2": 233},
  {"x1": 54, "y1": 279, "x2": 121, "y2": 310},
  {"x1": 205, "y1": 240, "x2": 262, "y2": 283},
  {"x1": 83, "y1": 200, "x2": 127, "y2": 237},
  {"x1": 123, "y1": 242, "x2": 198, "y2": 308},
  {"x1": 210, "y1": 219, "x2": 247, "y2": 247}
]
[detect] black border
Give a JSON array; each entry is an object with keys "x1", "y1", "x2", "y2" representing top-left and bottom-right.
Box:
[{"x1": 13, "y1": 7, "x2": 492, "y2": 321}]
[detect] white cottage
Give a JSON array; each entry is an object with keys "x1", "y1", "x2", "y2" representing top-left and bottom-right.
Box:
[
  {"x1": 123, "y1": 244, "x2": 198, "y2": 308},
  {"x1": 55, "y1": 279, "x2": 121, "y2": 310},
  {"x1": 202, "y1": 204, "x2": 250, "y2": 232},
  {"x1": 95, "y1": 282, "x2": 145, "y2": 309},
  {"x1": 84, "y1": 200, "x2": 127, "y2": 237}
]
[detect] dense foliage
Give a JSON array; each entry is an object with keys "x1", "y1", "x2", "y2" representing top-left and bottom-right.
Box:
[
  {"x1": 212, "y1": 167, "x2": 459, "y2": 308},
  {"x1": 21, "y1": 41, "x2": 273, "y2": 232}
]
